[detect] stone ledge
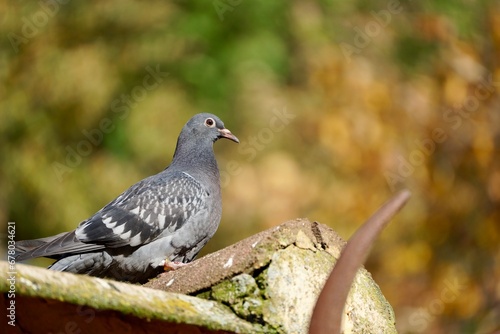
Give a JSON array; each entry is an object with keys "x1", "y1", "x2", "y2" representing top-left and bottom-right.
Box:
[{"x1": 1, "y1": 219, "x2": 396, "y2": 333}]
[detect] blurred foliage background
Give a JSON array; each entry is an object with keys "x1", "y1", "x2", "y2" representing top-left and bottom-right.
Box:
[{"x1": 1, "y1": 0, "x2": 499, "y2": 333}]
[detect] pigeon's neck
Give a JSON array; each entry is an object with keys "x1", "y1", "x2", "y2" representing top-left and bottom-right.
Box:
[{"x1": 170, "y1": 139, "x2": 220, "y2": 187}]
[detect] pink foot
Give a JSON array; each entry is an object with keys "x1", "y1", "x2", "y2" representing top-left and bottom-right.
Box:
[{"x1": 161, "y1": 260, "x2": 188, "y2": 271}]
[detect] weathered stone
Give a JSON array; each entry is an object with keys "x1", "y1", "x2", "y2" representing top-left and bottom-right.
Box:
[
  {"x1": 264, "y1": 245, "x2": 335, "y2": 333},
  {"x1": 2, "y1": 219, "x2": 397, "y2": 333},
  {"x1": 148, "y1": 219, "x2": 396, "y2": 333},
  {"x1": 0, "y1": 261, "x2": 260, "y2": 333},
  {"x1": 211, "y1": 274, "x2": 265, "y2": 322}
]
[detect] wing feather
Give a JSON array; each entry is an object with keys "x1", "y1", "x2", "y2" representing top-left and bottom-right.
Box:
[
  {"x1": 75, "y1": 171, "x2": 208, "y2": 247},
  {"x1": 15, "y1": 171, "x2": 208, "y2": 261}
]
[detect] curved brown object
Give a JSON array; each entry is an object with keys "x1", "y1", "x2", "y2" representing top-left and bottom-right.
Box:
[{"x1": 309, "y1": 190, "x2": 411, "y2": 334}]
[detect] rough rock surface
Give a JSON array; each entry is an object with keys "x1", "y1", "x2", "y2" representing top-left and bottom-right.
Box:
[
  {"x1": 0, "y1": 261, "x2": 259, "y2": 333},
  {"x1": 146, "y1": 219, "x2": 396, "y2": 333},
  {"x1": 1, "y1": 219, "x2": 396, "y2": 333}
]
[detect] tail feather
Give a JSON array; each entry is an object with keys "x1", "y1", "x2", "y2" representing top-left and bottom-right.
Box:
[
  {"x1": 15, "y1": 231, "x2": 105, "y2": 261},
  {"x1": 15, "y1": 232, "x2": 68, "y2": 253}
]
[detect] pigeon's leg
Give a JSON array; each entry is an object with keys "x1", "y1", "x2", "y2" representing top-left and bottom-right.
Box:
[{"x1": 160, "y1": 259, "x2": 188, "y2": 271}]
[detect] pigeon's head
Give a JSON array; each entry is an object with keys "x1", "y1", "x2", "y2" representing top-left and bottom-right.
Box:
[
  {"x1": 171, "y1": 113, "x2": 238, "y2": 172},
  {"x1": 183, "y1": 113, "x2": 239, "y2": 144}
]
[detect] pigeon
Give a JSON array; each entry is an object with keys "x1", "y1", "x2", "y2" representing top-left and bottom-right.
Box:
[{"x1": 15, "y1": 113, "x2": 239, "y2": 283}]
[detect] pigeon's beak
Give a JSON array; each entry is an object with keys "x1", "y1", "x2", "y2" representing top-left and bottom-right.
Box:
[{"x1": 218, "y1": 128, "x2": 239, "y2": 143}]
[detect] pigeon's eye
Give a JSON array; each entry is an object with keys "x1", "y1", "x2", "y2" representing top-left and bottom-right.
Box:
[{"x1": 205, "y1": 118, "x2": 215, "y2": 127}]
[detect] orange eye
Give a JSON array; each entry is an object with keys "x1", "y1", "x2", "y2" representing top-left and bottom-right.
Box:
[{"x1": 205, "y1": 118, "x2": 215, "y2": 127}]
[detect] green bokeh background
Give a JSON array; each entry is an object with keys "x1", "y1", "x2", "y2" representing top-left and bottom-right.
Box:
[{"x1": 1, "y1": 1, "x2": 499, "y2": 333}]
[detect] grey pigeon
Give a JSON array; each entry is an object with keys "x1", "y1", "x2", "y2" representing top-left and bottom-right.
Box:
[{"x1": 15, "y1": 113, "x2": 239, "y2": 283}]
